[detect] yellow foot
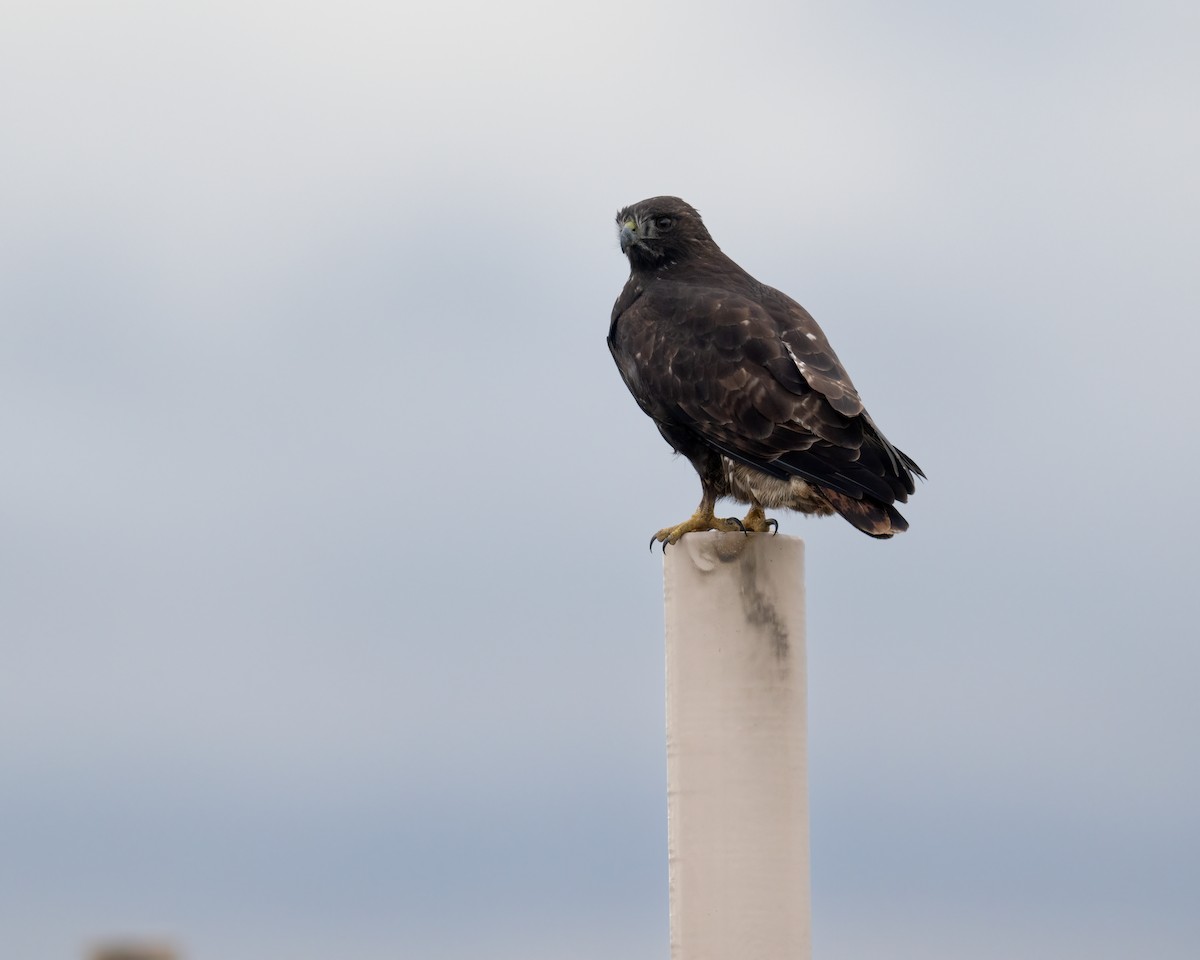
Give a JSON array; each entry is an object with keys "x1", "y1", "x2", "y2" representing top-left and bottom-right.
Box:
[
  {"x1": 651, "y1": 510, "x2": 745, "y2": 550},
  {"x1": 741, "y1": 505, "x2": 779, "y2": 534}
]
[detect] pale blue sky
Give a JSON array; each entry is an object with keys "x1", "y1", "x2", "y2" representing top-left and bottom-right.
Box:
[{"x1": 2, "y1": 1, "x2": 1198, "y2": 958}]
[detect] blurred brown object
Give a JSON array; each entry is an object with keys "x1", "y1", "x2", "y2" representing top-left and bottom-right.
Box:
[{"x1": 89, "y1": 942, "x2": 177, "y2": 960}]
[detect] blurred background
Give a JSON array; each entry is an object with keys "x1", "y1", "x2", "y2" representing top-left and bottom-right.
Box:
[{"x1": 2, "y1": 1, "x2": 1197, "y2": 957}]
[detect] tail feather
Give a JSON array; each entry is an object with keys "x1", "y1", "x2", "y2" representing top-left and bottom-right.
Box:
[{"x1": 820, "y1": 488, "x2": 909, "y2": 539}]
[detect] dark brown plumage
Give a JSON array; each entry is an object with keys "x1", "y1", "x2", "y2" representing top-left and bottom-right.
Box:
[{"x1": 607, "y1": 196, "x2": 923, "y2": 545}]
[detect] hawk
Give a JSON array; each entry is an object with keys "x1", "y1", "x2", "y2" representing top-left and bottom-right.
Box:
[{"x1": 608, "y1": 196, "x2": 923, "y2": 546}]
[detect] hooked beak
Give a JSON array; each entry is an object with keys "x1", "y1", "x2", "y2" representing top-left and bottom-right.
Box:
[{"x1": 619, "y1": 219, "x2": 639, "y2": 254}]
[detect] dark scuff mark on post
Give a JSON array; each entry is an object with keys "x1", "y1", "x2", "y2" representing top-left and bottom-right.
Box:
[
  {"x1": 684, "y1": 531, "x2": 791, "y2": 663},
  {"x1": 737, "y1": 545, "x2": 789, "y2": 661}
]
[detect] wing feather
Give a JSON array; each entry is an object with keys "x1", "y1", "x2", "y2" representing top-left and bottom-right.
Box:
[{"x1": 611, "y1": 278, "x2": 921, "y2": 505}]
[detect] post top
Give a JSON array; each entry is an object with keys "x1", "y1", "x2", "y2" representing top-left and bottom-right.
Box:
[{"x1": 664, "y1": 530, "x2": 804, "y2": 573}]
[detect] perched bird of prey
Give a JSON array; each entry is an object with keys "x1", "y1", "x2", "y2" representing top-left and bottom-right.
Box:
[{"x1": 608, "y1": 196, "x2": 923, "y2": 545}]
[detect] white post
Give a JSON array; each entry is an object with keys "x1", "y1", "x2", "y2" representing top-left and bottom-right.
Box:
[{"x1": 664, "y1": 531, "x2": 810, "y2": 960}]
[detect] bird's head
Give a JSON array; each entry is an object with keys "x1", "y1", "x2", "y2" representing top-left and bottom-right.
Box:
[{"x1": 616, "y1": 196, "x2": 714, "y2": 271}]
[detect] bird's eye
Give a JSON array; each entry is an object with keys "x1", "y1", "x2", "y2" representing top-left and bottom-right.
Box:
[{"x1": 655, "y1": 216, "x2": 675, "y2": 230}]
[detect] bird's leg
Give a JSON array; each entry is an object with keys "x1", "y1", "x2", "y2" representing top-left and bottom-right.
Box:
[
  {"x1": 651, "y1": 486, "x2": 745, "y2": 550},
  {"x1": 741, "y1": 502, "x2": 779, "y2": 535}
]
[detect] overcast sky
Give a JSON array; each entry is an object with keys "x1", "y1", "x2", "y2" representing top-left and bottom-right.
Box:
[{"x1": 2, "y1": 1, "x2": 1198, "y2": 958}]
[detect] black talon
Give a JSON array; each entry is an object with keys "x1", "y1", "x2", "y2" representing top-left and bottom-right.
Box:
[
  {"x1": 766, "y1": 518, "x2": 779, "y2": 534},
  {"x1": 727, "y1": 516, "x2": 747, "y2": 535}
]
